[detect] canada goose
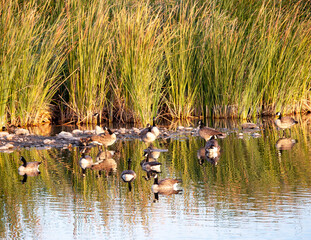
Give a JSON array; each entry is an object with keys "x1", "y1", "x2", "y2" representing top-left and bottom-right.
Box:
[
  {"x1": 275, "y1": 112, "x2": 298, "y2": 136},
  {"x1": 91, "y1": 157, "x2": 117, "y2": 177},
  {"x1": 143, "y1": 144, "x2": 168, "y2": 159},
  {"x1": 205, "y1": 136, "x2": 221, "y2": 159},
  {"x1": 79, "y1": 148, "x2": 93, "y2": 176},
  {"x1": 276, "y1": 138, "x2": 297, "y2": 151},
  {"x1": 197, "y1": 120, "x2": 224, "y2": 141},
  {"x1": 88, "y1": 127, "x2": 116, "y2": 151},
  {"x1": 121, "y1": 158, "x2": 136, "y2": 191},
  {"x1": 18, "y1": 156, "x2": 42, "y2": 174},
  {"x1": 151, "y1": 174, "x2": 182, "y2": 201},
  {"x1": 121, "y1": 158, "x2": 136, "y2": 182},
  {"x1": 151, "y1": 117, "x2": 160, "y2": 137},
  {"x1": 140, "y1": 124, "x2": 157, "y2": 143},
  {"x1": 141, "y1": 152, "x2": 162, "y2": 174}
]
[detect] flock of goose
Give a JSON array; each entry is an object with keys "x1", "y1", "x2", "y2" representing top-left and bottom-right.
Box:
[{"x1": 17, "y1": 112, "x2": 298, "y2": 199}]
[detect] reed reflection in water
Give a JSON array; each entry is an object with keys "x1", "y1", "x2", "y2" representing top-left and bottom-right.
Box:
[{"x1": 0, "y1": 120, "x2": 310, "y2": 239}]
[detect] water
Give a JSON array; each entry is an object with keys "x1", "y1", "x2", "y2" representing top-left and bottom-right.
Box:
[{"x1": 0, "y1": 119, "x2": 311, "y2": 239}]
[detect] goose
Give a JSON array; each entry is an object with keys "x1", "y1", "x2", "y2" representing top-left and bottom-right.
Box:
[
  {"x1": 91, "y1": 157, "x2": 117, "y2": 176},
  {"x1": 197, "y1": 120, "x2": 224, "y2": 141},
  {"x1": 275, "y1": 112, "x2": 298, "y2": 136},
  {"x1": 141, "y1": 152, "x2": 162, "y2": 174},
  {"x1": 151, "y1": 174, "x2": 182, "y2": 201},
  {"x1": 79, "y1": 148, "x2": 93, "y2": 176},
  {"x1": 121, "y1": 158, "x2": 136, "y2": 191},
  {"x1": 205, "y1": 136, "x2": 221, "y2": 159},
  {"x1": 18, "y1": 156, "x2": 42, "y2": 174},
  {"x1": 140, "y1": 124, "x2": 157, "y2": 143},
  {"x1": 121, "y1": 158, "x2": 136, "y2": 182},
  {"x1": 88, "y1": 127, "x2": 116, "y2": 152},
  {"x1": 151, "y1": 117, "x2": 160, "y2": 137}
]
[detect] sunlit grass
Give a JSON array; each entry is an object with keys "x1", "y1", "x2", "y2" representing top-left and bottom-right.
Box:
[
  {"x1": 0, "y1": 0, "x2": 310, "y2": 126},
  {"x1": 0, "y1": 1, "x2": 67, "y2": 126},
  {"x1": 110, "y1": 3, "x2": 167, "y2": 124},
  {"x1": 65, "y1": 1, "x2": 112, "y2": 124}
]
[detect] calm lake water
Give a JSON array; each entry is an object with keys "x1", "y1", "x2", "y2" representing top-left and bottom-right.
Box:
[{"x1": 0, "y1": 118, "x2": 311, "y2": 239}]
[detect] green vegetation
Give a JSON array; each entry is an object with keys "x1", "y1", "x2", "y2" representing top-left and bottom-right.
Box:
[{"x1": 1, "y1": 0, "x2": 311, "y2": 126}]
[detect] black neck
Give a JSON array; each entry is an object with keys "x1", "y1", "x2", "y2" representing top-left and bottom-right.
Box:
[
  {"x1": 20, "y1": 157, "x2": 27, "y2": 167},
  {"x1": 144, "y1": 153, "x2": 150, "y2": 162},
  {"x1": 154, "y1": 175, "x2": 158, "y2": 184},
  {"x1": 127, "y1": 159, "x2": 132, "y2": 170}
]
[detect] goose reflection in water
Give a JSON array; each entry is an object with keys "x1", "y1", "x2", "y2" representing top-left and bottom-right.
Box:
[
  {"x1": 78, "y1": 147, "x2": 93, "y2": 176},
  {"x1": 141, "y1": 152, "x2": 162, "y2": 180},
  {"x1": 91, "y1": 155, "x2": 117, "y2": 178},
  {"x1": 276, "y1": 138, "x2": 297, "y2": 154},
  {"x1": 143, "y1": 143, "x2": 168, "y2": 160},
  {"x1": 19, "y1": 170, "x2": 41, "y2": 184},
  {"x1": 197, "y1": 136, "x2": 221, "y2": 166},
  {"x1": 151, "y1": 174, "x2": 182, "y2": 202}
]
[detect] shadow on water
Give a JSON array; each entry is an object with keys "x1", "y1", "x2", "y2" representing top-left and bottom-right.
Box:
[{"x1": 0, "y1": 117, "x2": 310, "y2": 239}]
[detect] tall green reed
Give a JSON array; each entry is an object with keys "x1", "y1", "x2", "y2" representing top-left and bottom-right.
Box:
[
  {"x1": 1, "y1": 0, "x2": 311, "y2": 126},
  {"x1": 164, "y1": 1, "x2": 203, "y2": 119},
  {"x1": 0, "y1": 2, "x2": 67, "y2": 126},
  {"x1": 201, "y1": 1, "x2": 311, "y2": 118},
  {"x1": 66, "y1": 1, "x2": 112, "y2": 124},
  {"x1": 110, "y1": 3, "x2": 167, "y2": 124}
]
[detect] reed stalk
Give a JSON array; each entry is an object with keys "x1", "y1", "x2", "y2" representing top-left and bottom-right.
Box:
[
  {"x1": 66, "y1": 1, "x2": 112, "y2": 124},
  {"x1": 0, "y1": 1, "x2": 67, "y2": 126},
  {"x1": 110, "y1": 2, "x2": 166, "y2": 124}
]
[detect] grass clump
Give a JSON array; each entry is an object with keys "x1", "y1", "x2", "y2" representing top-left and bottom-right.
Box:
[
  {"x1": 65, "y1": 1, "x2": 112, "y2": 124},
  {"x1": 0, "y1": 0, "x2": 311, "y2": 126},
  {"x1": 0, "y1": 1, "x2": 66, "y2": 126},
  {"x1": 110, "y1": 3, "x2": 167, "y2": 124}
]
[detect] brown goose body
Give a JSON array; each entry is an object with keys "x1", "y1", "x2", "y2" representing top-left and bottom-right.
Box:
[
  {"x1": 198, "y1": 120, "x2": 224, "y2": 141},
  {"x1": 140, "y1": 124, "x2": 157, "y2": 143},
  {"x1": 96, "y1": 150, "x2": 116, "y2": 162},
  {"x1": 89, "y1": 127, "x2": 116, "y2": 147},
  {"x1": 274, "y1": 112, "x2": 298, "y2": 130},
  {"x1": 18, "y1": 156, "x2": 41, "y2": 173},
  {"x1": 143, "y1": 144, "x2": 168, "y2": 159},
  {"x1": 241, "y1": 122, "x2": 259, "y2": 130},
  {"x1": 151, "y1": 175, "x2": 182, "y2": 195},
  {"x1": 91, "y1": 158, "x2": 117, "y2": 175}
]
